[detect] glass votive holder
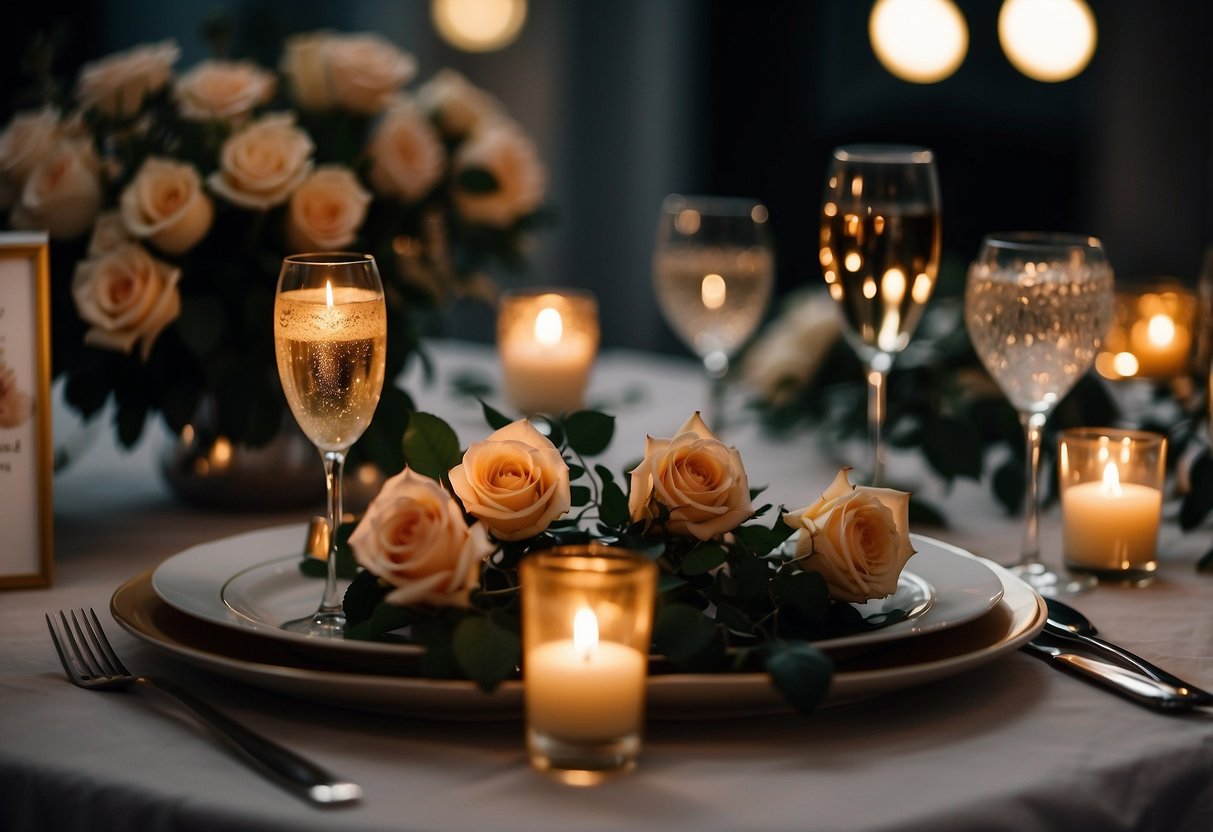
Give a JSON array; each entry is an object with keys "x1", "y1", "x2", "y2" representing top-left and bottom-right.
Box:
[
  {"x1": 520, "y1": 545, "x2": 657, "y2": 785},
  {"x1": 1095, "y1": 279, "x2": 1196, "y2": 381},
  {"x1": 1059, "y1": 428, "x2": 1167, "y2": 586},
  {"x1": 497, "y1": 288, "x2": 599, "y2": 416}
]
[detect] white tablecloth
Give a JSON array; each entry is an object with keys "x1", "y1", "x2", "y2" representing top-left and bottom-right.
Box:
[{"x1": 3, "y1": 341, "x2": 1213, "y2": 832}]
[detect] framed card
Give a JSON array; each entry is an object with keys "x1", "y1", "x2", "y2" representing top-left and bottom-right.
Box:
[{"x1": 0, "y1": 231, "x2": 53, "y2": 588}]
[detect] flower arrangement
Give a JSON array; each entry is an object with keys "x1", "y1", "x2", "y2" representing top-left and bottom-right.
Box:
[
  {"x1": 0, "y1": 33, "x2": 549, "y2": 462},
  {"x1": 321, "y1": 405, "x2": 917, "y2": 714}
]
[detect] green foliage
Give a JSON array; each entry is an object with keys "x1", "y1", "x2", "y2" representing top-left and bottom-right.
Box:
[{"x1": 402, "y1": 411, "x2": 462, "y2": 481}]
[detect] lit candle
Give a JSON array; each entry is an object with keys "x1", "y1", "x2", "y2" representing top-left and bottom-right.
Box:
[
  {"x1": 1127, "y1": 310, "x2": 1190, "y2": 378},
  {"x1": 498, "y1": 289, "x2": 599, "y2": 415},
  {"x1": 1095, "y1": 285, "x2": 1194, "y2": 381}
]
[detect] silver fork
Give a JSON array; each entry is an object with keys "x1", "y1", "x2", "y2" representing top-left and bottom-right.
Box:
[{"x1": 46, "y1": 609, "x2": 361, "y2": 807}]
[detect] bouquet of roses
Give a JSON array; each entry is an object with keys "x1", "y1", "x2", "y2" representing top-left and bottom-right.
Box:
[
  {"x1": 0, "y1": 33, "x2": 549, "y2": 464},
  {"x1": 322, "y1": 406, "x2": 916, "y2": 714}
]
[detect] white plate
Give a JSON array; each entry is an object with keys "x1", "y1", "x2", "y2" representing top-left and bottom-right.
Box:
[
  {"x1": 115, "y1": 555, "x2": 1043, "y2": 720},
  {"x1": 152, "y1": 527, "x2": 1002, "y2": 656}
]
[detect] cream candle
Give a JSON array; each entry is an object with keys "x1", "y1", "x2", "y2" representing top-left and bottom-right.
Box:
[
  {"x1": 1062, "y1": 462, "x2": 1162, "y2": 569},
  {"x1": 498, "y1": 289, "x2": 599, "y2": 415}
]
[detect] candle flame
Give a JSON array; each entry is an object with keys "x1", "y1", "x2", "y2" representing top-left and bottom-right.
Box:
[
  {"x1": 700, "y1": 273, "x2": 726, "y2": 310},
  {"x1": 1100, "y1": 462, "x2": 1123, "y2": 497},
  {"x1": 1147, "y1": 313, "x2": 1175, "y2": 347},
  {"x1": 573, "y1": 606, "x2": 598, "y2": 661},
  {"x1": 325, "y1": 280, "x2": 334, "y2": 309},
  {"x1": 534, "y1": 307, "x2": 563, "y2": 346}
]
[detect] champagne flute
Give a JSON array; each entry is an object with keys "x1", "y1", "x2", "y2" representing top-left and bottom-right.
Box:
[
  {"x1": 820, "y1": 144, "x2": 941, "y2": 485},
  {"x1": 653, "y1": 194, "x2": 775, "y2": 428},
  {"x1": 965, "y1": 233, "x2": 1114, "y2": 595},
  {"x1": 275, "y1": 252, "x2": 387, "y2": 636}
]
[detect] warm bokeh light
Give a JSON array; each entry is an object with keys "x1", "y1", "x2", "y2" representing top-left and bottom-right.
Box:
[
  {"x1": 700, "y1": 273, "x2": 727, "y2": 310},
  {"x1": 534, "y1": 306, "x2": 563, "y2": 346},
  {"x1": 998, "y1": 0, "x2": 1097, "y2": 82},
  {"x1": 869, "y1": 0, "x2": 969, "y2": 84},
  {"x1": 432, "y1": 0, "x2": 527, "y2": 52}
]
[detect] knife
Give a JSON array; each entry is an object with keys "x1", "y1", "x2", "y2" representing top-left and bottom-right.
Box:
[{"x1": 1023, "y1": 634, "x2": 1201, "y2": 713}]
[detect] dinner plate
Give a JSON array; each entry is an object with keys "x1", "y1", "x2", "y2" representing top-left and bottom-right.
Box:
[
  {"x1": 115, "y1": 554, "x2": 1043, "y2": 720},
  {"x1": 151, "y1": 526, "x2": 1003, "y2": 657}
]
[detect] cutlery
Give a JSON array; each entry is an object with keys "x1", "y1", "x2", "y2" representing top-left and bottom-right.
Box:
[
  {"x1": 1023, "y1": 633, "x2": 1200, "y2": 713},
  {"x1": 1042, "y1": 598, "x2": 1213, "y2": 705},
  {"x1": 47, "y1": 608, "x2": 362, "y2": 807}
]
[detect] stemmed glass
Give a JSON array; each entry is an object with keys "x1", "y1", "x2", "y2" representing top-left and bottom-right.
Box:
[
  {"x1": 820, "y1": 145, "x2": 941, "y2": 485},
  {"x1": 964, "y1": 233, "x2": 1114, "y2": 595},
  {"x1": 653, "y1": 194, "x2": 775, "y2": 428},
  {"x1": 274, "y1": 253, "x2": 387, "y2": 636}
]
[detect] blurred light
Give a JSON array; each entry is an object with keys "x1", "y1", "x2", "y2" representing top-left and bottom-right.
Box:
[
  {"x1": 675, "y1": 208, "x2": 701, "y2": 235},
  {"x1": 701, "y1": 274, "x2": 727, "y2": 310},
  {"x1": 998, "y1": 0, "x2": 1097, "y2": 82},
  {"x1": 911, "y1": 272, "x2": 934, "y2": 304},
  {"x1": 432, "y1": 0, "x2": 527, "y2": 53},
  {"x1": 870, "y1": 0, "x2": 969, "y2": 84},
  {"x1": 882, "y1": 268, "x2": 907, "y2": 304},
  {"x1": 751, "y1": 204, "x2": 769, "y2": 223},
  {"x1": 845, "y1": 252, "x2": 863, "y2": 272},
  {"x1": 1146, "y1": 313, "x2": 1176, "y2": 347},
  {"x1": 534, "y1": 307, "x2": 563, "y2": 346}
]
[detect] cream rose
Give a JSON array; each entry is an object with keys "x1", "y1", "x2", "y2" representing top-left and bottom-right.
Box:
[
  {"x1": 285, "y1": 165, "x2": 371, "y2": 253},
  {"x1": 414, "y1": 69, "x2": 502, "y2": 139},
  {"x1": 207, "y1": 114, "x2": 314, "y2": 210},
  {"x1": 10, "y1": 139, "x2": 102, "y2": 240},
  {"x1": 120, "y1": 156, "x2": 213, "y2": 254},
  {"x1": 173, "y1": 59, "x2": 276, "y2": 122},
  {"x1": 281, "y1": 31, "x2": 415, "y2": 115},
  {"x1": 71, "y1": 243, "x2": 181, "y2": 361},
  {"x1": 452, "y1": 120, "x2": 546, "y2": 228},
  {"x1": 0, "y1": 359, "x2": 33, "y2": 429},
  {"x1": 87, "y1": 211, "x2": 132, "y2": 257},
  {"x1": 782, "y1": 468, "x2": 915, "y2": 603},
  {"x1": 367, "y1": 99, "x2": 446, "y2": 202},
  {"x1": 349, "y1": 467, "x2": 495, "y2": 607},
  {"x1": 76, "y1": 40, "x2": 179, "y2": 118},
  {"x1": 449, "y1": 419, "x2": 571, "y2": 541},
  {"x1": 628, "y1": 412, "x2": 753, "y2": 541},
  {"x1": 0, "y1": 107, "x2": 62, "y2": 189}
]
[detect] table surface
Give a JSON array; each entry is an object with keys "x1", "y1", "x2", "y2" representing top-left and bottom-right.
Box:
[{"x1": 3, "y1": 341, "x2": 1213, "y2": 832}]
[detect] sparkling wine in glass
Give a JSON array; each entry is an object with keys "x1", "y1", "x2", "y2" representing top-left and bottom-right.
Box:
[
  {"x1": 275, "y1": 252, "x2": 387, "y2": 636},
  {"x1": 965, "y1": 233, "x2": 1114, "y2": 595},
  {"x1": 820, "y1": 144, "x2": 941, "y2": 485},
  {"x1": 653, "y1": 194, "x2": 775, "y2": 427}
]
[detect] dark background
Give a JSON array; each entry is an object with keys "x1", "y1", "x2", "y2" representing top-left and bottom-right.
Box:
[{"x1": 3, "y1": 0, "x2": 1209, "y2": 353}]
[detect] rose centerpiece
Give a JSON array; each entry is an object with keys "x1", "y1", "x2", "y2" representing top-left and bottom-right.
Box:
[{"x1": 326, "y1": 405, "x2": 916, "y2": 714}]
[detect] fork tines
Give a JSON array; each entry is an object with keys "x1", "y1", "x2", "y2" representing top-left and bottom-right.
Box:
[{"x1": 46, "y1": 608, "x2": 130, "y2": 686}]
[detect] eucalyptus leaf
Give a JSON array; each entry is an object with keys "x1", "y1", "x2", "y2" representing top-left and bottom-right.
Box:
[
  {"x1": 403, "y1": 411, "x2": 462, "y2": 481},
  {"x1": 453, "y1": 615, "x2": 521, "y2": 692},
  {"x1": 570, "y1": 485, "x2": 592, "y2": 507},
  {"x1": 765, "y1": 641, "x2": 834, "y2": 714},
  {"x1": 594, "y1": 464, "x2": 616, "y2": 484}
]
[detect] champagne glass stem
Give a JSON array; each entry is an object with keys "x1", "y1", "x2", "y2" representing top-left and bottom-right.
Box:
[
  {"x1": 318, "y1": 449, "x2": 347, "y2": 622},
  {"x1": 866, "y1": 353, "x2": 893, "y2": 486},
  {"x1": 704, "y1": 350, "x2": 729, "y2": 430},
  {"x1": 1018, "y1": 410, "x2": 1047, "y2": 569}
]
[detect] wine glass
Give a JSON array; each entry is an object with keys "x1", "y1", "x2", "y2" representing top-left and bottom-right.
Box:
[
  {"x1": 965, "y1": 233, "x2": 1114, "y2": 595},
  {"x1": 653, "y1": 194, "x2": 775, "y2": 428},
  {"x1": 820, "y1": 144, "x2": 941, "y2": 485},
  {"x1": 275, "y1": 252, "x2": 387, "y2": 636}
]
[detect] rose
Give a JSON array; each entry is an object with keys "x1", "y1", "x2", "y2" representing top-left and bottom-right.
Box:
[
  {"x1": 281, "y1": 31, "x2": 416, "y2": 115},
  {"x1": 280, "y1": 32, "x2": 332, "y2": 110},
  {"x1": 71, "y1": 243, "x2": 181, "y2": 361},
  {"x1": 173, "y1": 59, "x2": 276, "y2": 122},
  {"x1": 0, "y1": 107, "x2": 62, "y2": 191},
  {"x1": 207, "y1": 114, "x2": 314, "y2": 210},
  {"x1": 414, "y1": 69, "x2": 502, "y2": 139},
  {"x1": 285, "y1": 165, "x2": 371, "y2": 252},
  {"x1": 120, "y1": 157, "x2": 214, "y2": 254},
  {"x1": 451, "y1": 120, "x2": 546, "y2": 228},
  {"x1": 449, "y1": 419, "x2": 571, "y2": 541},
  {"x1": 743, "y1": 292, "x2": 843, "y2": 406},
  {"x1": 367, "y1": 99, "x2": 446, "y2": 202},
  {"x1": 628, "y1": 412, "x2": 753, "y2": 540},
  {"x1": 10, "y1": 139, "x2": 103, "y2": 240},
  {"x1": 782, "y1": 468, "x2": 914, "y2": 603},
  {"x1": 76, "y1": 40, "x2": 179, "y2": 118},
  {"x1": 348, "y1": 467, "x2": 495, "y2": 607},
  {"x1": 0, "y1": 359, "x2": 32, "y2": 429},
  {"x1": 87, "y1": 211, "x2": 132, "y2": 257}
]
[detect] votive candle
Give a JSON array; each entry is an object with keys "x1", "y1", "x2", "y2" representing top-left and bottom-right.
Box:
[{"x1": 498, "y1": 288, "x2": 599, "y2": 415}]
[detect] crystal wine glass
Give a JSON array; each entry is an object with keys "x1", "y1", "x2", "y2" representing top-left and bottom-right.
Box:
[
  {"x1": 820, "y1": 144, "x2": 941, "y2": 485},
  {"x1": 275, "y1": 252, "x2": 387, "y2": 636},
  {"x1": 965, "y1": 233, "x2": 1114, "y2": 595},
  {"x1": 653, "y1": 194, "x2": 775, "y2": 428}
]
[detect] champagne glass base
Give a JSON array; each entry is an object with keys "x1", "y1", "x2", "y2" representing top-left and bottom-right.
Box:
[
  {"x1": 282, "y1": 611, "x2": 347, "y2": 638},
  {"x1": 1008, "y1": 561, "x2": 1097, "y2": 597}
]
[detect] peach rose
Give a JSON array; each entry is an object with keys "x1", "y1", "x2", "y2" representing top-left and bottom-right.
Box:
[
  {"x1": 367, "y1": 99, "x2": 445, "y2": 202},
  {"x1": 414, "y1": 69, "x2": 502, "y2": 139},
  {"x1": 10, "y1": 138, "x2": 102, "y2": 239},
  {"x1": 628, "y1": 412, "x2": 753, "y2": 541},
  {"x1": 281, "y1": 31, "x2": 416, "y2": 115},
  {"x1": 285, "y1": 165, "x2": 371, "y2": 252},
  {"x1": 87, "y1": 211, "x2": 132, "y2": 257},
  {"x1": 207, "y1": 114, "x2": 314, "y2": 210},
  {"x1": 449, "y1": 419, "x2": 571, "y2": 541},
  {"x1": 782, "y1": 468, "x2": 915, "y2": 603},
  {"x1": 451, "y1": 120, "x2": 546, "y2": 228},
  {"x1": 173, "y1": 59, "x2": 276, "y2": 122},
  {"x1": 0, "y1": 107, "x2": 62, "y2": 190},
  {"x1": 0, "y1": 359, "x2": 33, "y2": 429},
  {"x1": 76, "y1": 40, "x2": 179, "y2": 118},
  {"x1": 349, "y1": 467, "x2": 495, "y2": 607},
  {"x1": 71, "y1": 243, "x2": 181, "y2": 361},
  {"x1": 120, "y1": 157, "x2": 214, "y2": 254}
]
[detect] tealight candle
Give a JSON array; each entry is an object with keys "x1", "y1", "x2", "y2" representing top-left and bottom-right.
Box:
[
  {"x1": 1059, "y1": 428, "x2": 1166, "y2": 585},
  {"x1": 1095, "y1": 282, "x2": 1195, "y2": 381},
  {"x1": 521, "y1": 546, "x2": 657, "y2": 785},
  {"x1": 498, "y1": 289, "x2": 599, "y2": 415}
]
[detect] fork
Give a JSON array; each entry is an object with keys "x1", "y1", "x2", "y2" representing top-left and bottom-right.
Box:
[{"x1": 46, "y1": 609, "x2": 361, "y2": 807}]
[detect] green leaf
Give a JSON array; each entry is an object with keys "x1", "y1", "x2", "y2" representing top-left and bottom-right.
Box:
[
  {"x1": 480, "y1": 399, "x2": 513, "y2": 431},
  {"x1": 770, "y1": 571, "x2": 830, "y2": 622},
  {"x1": 114, "y1": 400, "x2": 148, "y2": 448},
  {"x1": 653, "y1": 603, "x2": 718, "y2": 666},
  {"x1": 908, "y1": 497, "x2": 946, "y2": 527},
  {"x1": 342, "y1": 570, "x2": 388, "y2": 624},
  {"x1": 453, "y1": 615, "x2": 521, "y2": 692},
  {"x1": 765, "y1": 641, "x2": 834, "y2": 714},
  {"x1": 562, "y1": 411, "x2": 616, "y2": 456},
  {"x1": 594, "y1": 464, "x2": 616, "y2": 484},
  {"x1": 732, "y1": 520, "x2": 793, "y2": 556},
  {"x1": 732, "y1": 556, "x2": 774, "y2": 602},
  {"x1": 570, "y1": 485, "x2": 592, "y2": 507},
  {"x1": 1180, "y1": 453, "x2": 1213, "y2": 531},
  {"x1": 403, "y1": 411, "x2": 462, "y2": 481},
  {"x1": 567, "y1": 464, "x2": 586, "y2": 480},
  {"x1": 599, "y1": 481, "x2": 630, "y2": 528},
  {"x1": 456, "y1": 166, "x2": 499, "y2": 194},
  {"x1": 658, "y1": 574, "x2": 687, "y2": 594},
  {"x1": 176, "y1": 295, "x2": 225, "y2": 358},
  {"x1": 1198, "y1": 546, "x2": 1213, "y2": 574},
  {"x1": 993, "y1": 459, "x2": 1024, "y2": 515},
  {"x1": 680, "y1": 545, "x2": 728, "y2": 576},
  {"x1": 363, "y1": 603, "x2": 416, "y2": 640},
  {"x1": 923, "y1": 415, "x2": 984, "y2": 482}
]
